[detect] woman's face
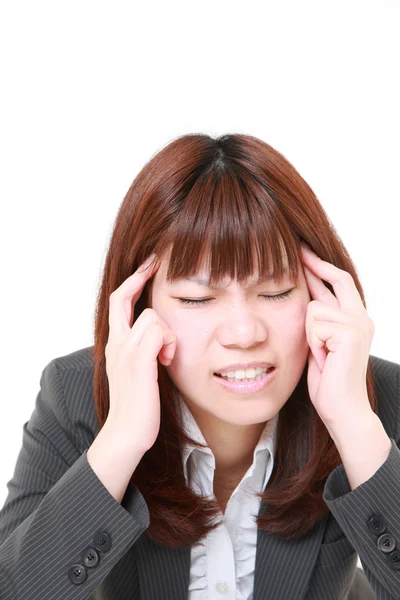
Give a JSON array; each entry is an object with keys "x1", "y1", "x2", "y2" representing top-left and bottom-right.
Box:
[{"x1": 149, "y1": 249, "x2": 311, "y2": 427}]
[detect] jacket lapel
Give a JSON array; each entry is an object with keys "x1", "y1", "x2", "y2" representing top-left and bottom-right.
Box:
[
  {"x1": 136, "y1": 531, "x2": 191, "y2": 600},
  {"x1": 253, "y1": 502, "x2": 329, "y2": 599},
  {"x1": 136, "y1": 500, "x2": 329, "y2": 600}
]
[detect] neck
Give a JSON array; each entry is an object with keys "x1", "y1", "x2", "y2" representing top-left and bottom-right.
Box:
[{"x1": 184, "y1": 398, "x2": 267, "y2": 474}]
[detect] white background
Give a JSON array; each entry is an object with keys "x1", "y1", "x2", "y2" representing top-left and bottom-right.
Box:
[{"x1": 1, "y1": 0, "x2": 399, "y2": 572}]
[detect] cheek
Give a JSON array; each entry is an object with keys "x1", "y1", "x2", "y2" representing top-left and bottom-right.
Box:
[
  {"x1": 278, "y1": 303, "x2": 308, "y2": 344},
  {"x1": 159, "y1": 312, "x2": 210, "y2": 358},
  {"x1": 164, "y1": 319, "x2": 212, "y2": 385},
  {"x1": 161, "y1": 310, "x2": 205, "y2": 335}
]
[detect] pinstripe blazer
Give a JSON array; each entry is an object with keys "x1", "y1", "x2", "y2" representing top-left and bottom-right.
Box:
[{"x1": 0, "y1": 346, "x2": 399, "y2": 600}]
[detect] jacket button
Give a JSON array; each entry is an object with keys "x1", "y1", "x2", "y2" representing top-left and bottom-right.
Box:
[
  {"x1": 377, "y1": 534, "x2": 396, "y2": 553},
  {"x1": 387, "y1": 548, "x2": 400, "y2": 570},
  {"x1": 367, "y1": 514, "x2": 386, "y2": 536},
  {"x1": 82, "y1": 546, "x2": 100, "y2": 568},
  {"x1": 68, "y1": 564, "x2": 88, "y2": 584},
  {"x1": 93, "y1": 531, "x2": 112, "y2": 553}
]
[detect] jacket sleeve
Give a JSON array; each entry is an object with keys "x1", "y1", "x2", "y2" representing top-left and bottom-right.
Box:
[
  {"x1": 0, "y1": 359, "x2": 150, "y2": 600},
  {"x1": 323, "y1": 423, "x2": 400, "y2": 597}
]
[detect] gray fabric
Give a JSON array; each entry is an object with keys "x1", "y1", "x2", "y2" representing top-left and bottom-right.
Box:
[{"x1": 0, "y1": 346, "x2": 399, "y2": 599}]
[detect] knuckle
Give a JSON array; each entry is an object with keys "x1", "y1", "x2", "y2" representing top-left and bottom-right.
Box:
[
  {"x1": 342, "y1": 271, "x2": 353, "y2": 283},
  {"x1": 105, "y1": 340, "x2": 116, "y2": 354},
  {"x1": 142, "y1": 308, "x2": 159, "y2": 324},
  {"x1": 307, "y1": 300, "x2": 318, "y2": 312}
]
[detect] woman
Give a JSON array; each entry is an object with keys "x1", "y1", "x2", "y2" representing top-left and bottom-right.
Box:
[{"x1": 1, "y1": 133, "x2": 398, "y2": 599}]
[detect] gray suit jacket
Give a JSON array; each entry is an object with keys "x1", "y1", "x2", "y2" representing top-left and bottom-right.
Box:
[{"x1": 0, "y1": 346, "x2": 399, "y2": 599}]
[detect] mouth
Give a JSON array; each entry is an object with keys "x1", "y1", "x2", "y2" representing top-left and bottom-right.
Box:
[
  {"x1": 213, "y1": 366, "x2": 275, "y2": 378},
  {"x1": 213, "y1": 366, "x2": 277, "y2": 393}
]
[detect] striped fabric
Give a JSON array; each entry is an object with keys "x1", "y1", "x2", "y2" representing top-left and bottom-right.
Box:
[{"x1": 0, "y1": 346, "x2": 399, "y2": 599}]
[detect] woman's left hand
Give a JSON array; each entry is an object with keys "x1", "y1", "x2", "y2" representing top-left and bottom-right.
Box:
[{"x1": 300, "y1": 242, "x2": 375, "y2": 430}]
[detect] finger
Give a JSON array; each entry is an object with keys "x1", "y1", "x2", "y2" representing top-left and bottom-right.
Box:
[
  {"x1": 303, "y1": 265, "x2": 339, "y2": 309},
  {"x1": 109, "y1": 256, "x2": 160, "y2": 336},
  {"x1": 306, "y1": 299, "x2": 353, "y2": 326},
  {"x1": 308, "y1": 329, "x2": 326, "y2": 373},
  {"x1": 130, "y1": 314, "x2": 176, "y2": 350},
  {"x1": 127, "y1": 309, "x2": 160, "y2": 346},
  {"x1": 307, "y1": 320, "x2": 355, "y2": 363},
  {"x1": 300, "y1": 243, "x2": 362, "y2": 311},
  {"x1": 305, "y1": 306, "x2": 353, "y2": 373}
]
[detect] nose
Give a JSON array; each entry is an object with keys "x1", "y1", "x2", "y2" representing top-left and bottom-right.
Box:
[{"x1": 217, "y1": 309, "x2": 268, "y2": 348}]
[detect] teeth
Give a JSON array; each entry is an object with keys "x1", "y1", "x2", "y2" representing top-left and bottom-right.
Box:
[{"x1": 218, "y1": 367, "x2": 270, "y2": 379}]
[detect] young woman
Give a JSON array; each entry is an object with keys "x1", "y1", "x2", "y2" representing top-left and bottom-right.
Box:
[{"x1": 1, "y1": 133, "x2": 398, "y2": 599}]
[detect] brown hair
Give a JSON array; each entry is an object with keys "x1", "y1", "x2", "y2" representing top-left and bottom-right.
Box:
[{"x1": 92, "y1": 133, "x2": 377, "y2": 548}]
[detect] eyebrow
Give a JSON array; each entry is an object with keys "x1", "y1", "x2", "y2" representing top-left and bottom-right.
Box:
[{"x1": 182, "y1": 274, "x2": 283, "y2": 288}]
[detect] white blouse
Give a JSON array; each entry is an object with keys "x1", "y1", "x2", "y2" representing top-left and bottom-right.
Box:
[{"x1": 175, "y1": 394, "x2": 279, "y2": 600}]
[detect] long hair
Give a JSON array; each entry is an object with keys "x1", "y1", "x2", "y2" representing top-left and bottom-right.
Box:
[{"x1": 92, "y1": 133, "x2": 377, "y2": 548}]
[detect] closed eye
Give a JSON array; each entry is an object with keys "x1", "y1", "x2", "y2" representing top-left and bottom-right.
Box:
[{"x1": 177, "y1": 289, "x2": 294, "y2": 306}]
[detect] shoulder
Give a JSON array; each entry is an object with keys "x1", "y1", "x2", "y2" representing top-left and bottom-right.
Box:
[
  {"x1": 369, "y1": 354, "x2": 400, "y2": 441},
  {"x1": 50, "y1": 345, "x2": 95, "y2": 371},
  {"x1": 369, "y1": 354, "x2": 400, "y2": 395},
  {"x1": 370, "y1": 353, "x2": 400, "y2": 374},
  {"x1": 40, "y1": 345, "x2": 98, "y2": 449}
]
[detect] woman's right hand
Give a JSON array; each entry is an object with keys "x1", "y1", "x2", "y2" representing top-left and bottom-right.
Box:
[{"x1": 104, "y1": 254, "x2": 177, "y2": 454}]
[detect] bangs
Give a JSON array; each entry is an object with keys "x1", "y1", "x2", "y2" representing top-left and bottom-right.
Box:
[{"x1": 159, "y1": 169, "x2": 302, "y2": 288}]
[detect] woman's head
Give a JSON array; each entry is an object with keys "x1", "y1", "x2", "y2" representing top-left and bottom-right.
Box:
[
  {"x1": 134, "y1": 133, "x2": 324, "y2": 431},
  {"x1": 93, "y1": 133, "x2": 376, "y2": 546}
]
